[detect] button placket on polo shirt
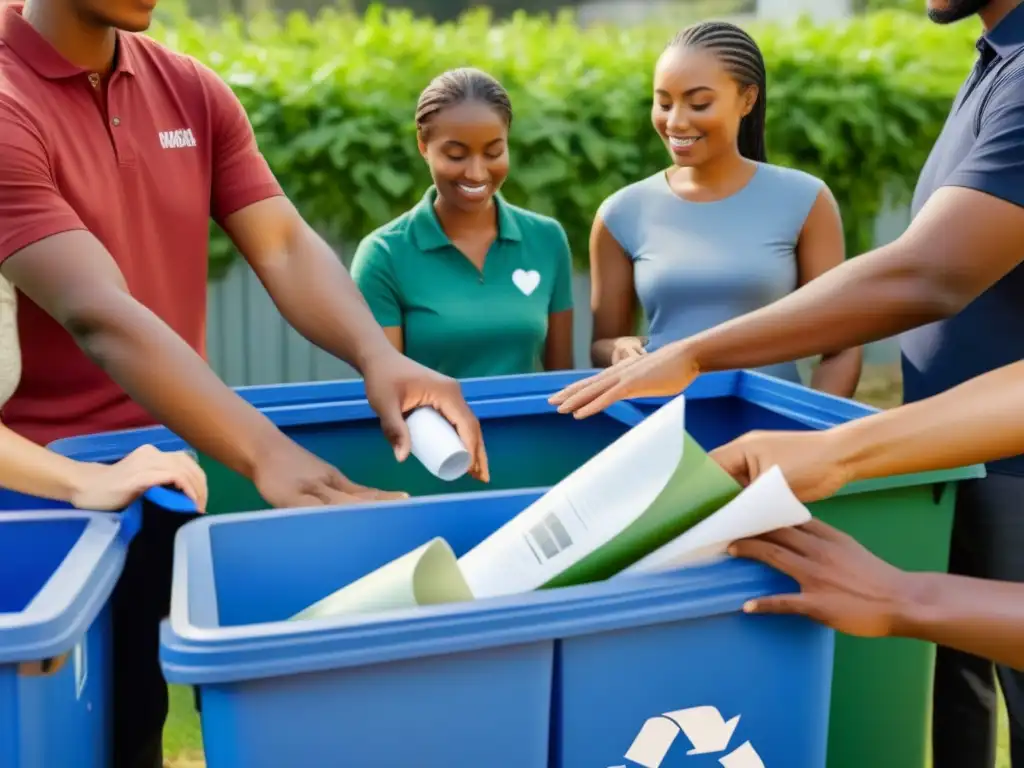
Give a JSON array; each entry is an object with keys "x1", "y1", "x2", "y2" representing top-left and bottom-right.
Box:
[
  {"x1": 85, "y1": 71, "x2": 135, "y2": 169},
  {"x1": 104, "y1": 73, "x2": 136, "y2": 169}
]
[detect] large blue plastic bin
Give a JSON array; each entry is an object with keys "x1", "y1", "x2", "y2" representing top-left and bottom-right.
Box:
[
  {"x1": 45, "y1": 371, "x2": 986, "y2": 768},
  {"x1": 0, "y1": 504, "x2": 140, "y2": 768},
  {"x1": 48, "y1": 390, "x2": 647, "y2": 513},
  {"x1": 161, "y1": 488, "x2": 835, "y2": 768},
  {"x1": 227, "y1": 370, "x2": 596, "y2": 409}
]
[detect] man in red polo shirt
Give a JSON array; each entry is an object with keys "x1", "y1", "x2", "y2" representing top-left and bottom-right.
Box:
[{"x1": 0, "y1": 2, "x2": 491, "y2": 766}]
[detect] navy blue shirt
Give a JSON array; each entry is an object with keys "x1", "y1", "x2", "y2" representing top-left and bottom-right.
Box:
[{"x1": 901, "y1": 4, "x2": 1024, "y2": 476}]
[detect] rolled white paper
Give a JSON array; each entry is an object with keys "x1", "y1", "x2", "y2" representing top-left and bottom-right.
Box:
[
  {"x1": 406, "y1": 407, "x2": 472, "y2": 481},
  {"x1": 618, "y1": 465, "x2": 812, "y2": 576}
]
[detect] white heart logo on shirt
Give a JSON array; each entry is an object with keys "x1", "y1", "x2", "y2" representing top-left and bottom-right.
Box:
[{"x1": 512, "y1": 269, "x2": 541, "y2": 296}]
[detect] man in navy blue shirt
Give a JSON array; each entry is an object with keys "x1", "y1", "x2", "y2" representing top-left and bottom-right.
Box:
[{"x1": 551, "y1": 0, "x2": 1024, "y2": 764}]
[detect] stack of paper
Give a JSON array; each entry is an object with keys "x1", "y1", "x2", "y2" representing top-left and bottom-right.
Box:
[{"x1": 290, "y1": 395, "x2": 812, "y2": 623}]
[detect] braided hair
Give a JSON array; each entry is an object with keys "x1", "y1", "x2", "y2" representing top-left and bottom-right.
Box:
[
  {"x1": 415, "y1": 68, "x2": 513, "y2": 140},
  {"x1": 668, "y1": 21, "x2": 768, "y2": 163}
]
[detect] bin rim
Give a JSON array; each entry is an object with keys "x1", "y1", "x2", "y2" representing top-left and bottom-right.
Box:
[
  {"x1": 634, "y1": 371, "x2": 987, "y2": 491},
  {"x1": 48, "y1": 368, "x2": 986, "y2": 499},
  {"x1": 46, "y1": 392, "x2": 648, "y2": 464},
  {"x1": 160, "y1": 488, "x2": 806, "y2": 686},
  {"x1": 0, "y1": 504, "x2": 138, "y2": 663}
]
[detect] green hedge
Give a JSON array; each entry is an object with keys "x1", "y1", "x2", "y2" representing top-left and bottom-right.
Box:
[{"x1": 148, "y1": 5, "x2": 980, "y2": 276}]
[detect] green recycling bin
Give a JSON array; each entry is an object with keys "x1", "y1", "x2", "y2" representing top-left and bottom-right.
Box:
[{"x1": 47, "y1": 369, "x2": 983, "y2": 768}]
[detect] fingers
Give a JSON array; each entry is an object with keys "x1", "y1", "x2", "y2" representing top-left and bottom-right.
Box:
[
  {"x1": 562, "y1": 378, "x2": 629, "y2": 420},
  {"x1": 126, "y1": 467, "x2": 202, "y2": 510},
  {"x1": 329, "y1": 472, "x2": 409, "y2": 502},
  {"x1": 797, "y1": 517, "x2": 855, "y2": 545},
  {"x1": 708, "y1": 445, "x2": 752, "y2": 487},
  {"x1": 171, "y1": 450, "x2": 208, "y2": 513},
  {"x1": 122, "y1": 445, "x2": 208, "y2": 513},
  {"x1": 376, "y1": 397, "x2": 413, "y2": 463},
  {"x1": 548, "y1": 369, "x2": 612, "y2": 407},
  {"x1": 742, "y1": 592, "x2": 815, "y2": 618},
  {"x1": 434, "y1": 385, "x2": 490, "y2": 483},
  {"x1": 727, "y1": 536, "x2": 813, "y2": 580},
  {"x1": 753, "y1": 524, "x2": 822, "y2": 557},
  {"x1": 553, "y1": 371, "x2": 622, "y2": 417}
]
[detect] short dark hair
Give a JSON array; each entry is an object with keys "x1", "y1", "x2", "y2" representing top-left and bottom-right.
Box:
[
  {"x1": 668, "y1": 21, "x2": 768, "y2": 163},
  {"x1": 415, "y1": 68, "x2": 513, "y2": 138}
]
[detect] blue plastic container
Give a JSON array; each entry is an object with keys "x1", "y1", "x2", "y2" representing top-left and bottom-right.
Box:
[
  {"x1": 49, "y1": 392, "x2": 648, "y2": 513},
  {"x1": 161, "y1": 488, "x2": 835, "y2": 768},
  {"x1": 227, "y1": 370, "x2": 595, "y2": 409},
  {"x1": 0, "y1": 504, "x2": 140, "y2": 768}
]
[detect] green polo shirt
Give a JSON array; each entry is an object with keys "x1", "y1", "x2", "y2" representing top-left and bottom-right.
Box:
[{"x1": 351, "y1": 187, "x2": 575, "y2": 379}]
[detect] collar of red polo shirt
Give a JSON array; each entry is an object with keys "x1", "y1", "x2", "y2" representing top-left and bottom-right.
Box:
[{"x1": 0, "y1": 2, "x2": 136, "y2": 80}]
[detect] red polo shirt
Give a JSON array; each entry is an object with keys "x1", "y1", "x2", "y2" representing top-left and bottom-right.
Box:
[{"x1": 0, "y1": 4, "x2": 282, "y2": 445}]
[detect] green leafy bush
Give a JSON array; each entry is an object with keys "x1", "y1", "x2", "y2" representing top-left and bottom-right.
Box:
[{"x1": 148, "y1": 5, "x2": 980, "y2": 276}]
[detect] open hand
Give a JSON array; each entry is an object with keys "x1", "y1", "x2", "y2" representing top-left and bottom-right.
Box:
[
  {"x1": 253, "y1": 438, "x2": 409, "y2": 508},
  {"x1": 728, "y1": 519, "x2": 919, "y2": 638},
  {"x1": 710, "y1": 429, "x2": 853, "y2": 502},
  {"x1": 549, "y1": 339, "x2": 698, "y2": 419},
  {"x1": 69, "y1": 444, "x2": 209, "y2": 512},
  {"x1": 363, "y1": 350, "x2": 489, "y2": 483}
]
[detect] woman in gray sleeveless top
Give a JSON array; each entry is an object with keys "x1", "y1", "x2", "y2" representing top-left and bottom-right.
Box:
[{"x1": 590, "y1": 21, "x2": 862, "y2": 396}]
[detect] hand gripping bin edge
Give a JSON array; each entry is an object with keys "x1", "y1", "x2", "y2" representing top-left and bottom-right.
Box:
[{"x1": 159, "y1": 488, "x2": 836, "y2": 768}]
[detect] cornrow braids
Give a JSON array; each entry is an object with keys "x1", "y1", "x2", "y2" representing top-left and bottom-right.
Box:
[
  {"x1": 415, "y1": 68, "x2": 513, "y2": 140},
  {"x1": 669, "y1": 21, "x2": 768, "y2": 163}
]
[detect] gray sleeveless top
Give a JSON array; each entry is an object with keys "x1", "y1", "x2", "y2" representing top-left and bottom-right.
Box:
[{"x1": 598, "y1": 163, "x2": 824, "y2": 383}]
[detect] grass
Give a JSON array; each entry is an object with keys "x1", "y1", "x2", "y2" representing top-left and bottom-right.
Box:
[{"x1": 161, "y1": 365, "x2": 1013, "y2": 767}]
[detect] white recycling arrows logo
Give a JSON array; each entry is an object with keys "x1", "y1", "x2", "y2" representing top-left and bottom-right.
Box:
[{"x1": 612, "y1": 706, "x2": 765, "y2": 768}]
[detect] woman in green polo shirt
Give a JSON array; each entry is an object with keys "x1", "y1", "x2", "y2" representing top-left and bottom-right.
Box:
[{"x1": 351, "y1": 68, "x2": 575, "y2": 380}]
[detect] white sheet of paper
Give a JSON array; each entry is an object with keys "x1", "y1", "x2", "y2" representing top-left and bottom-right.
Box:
[
  {"x1": 406, "y1": 407, "x2": 471, "y2": 481},
  {"x1": 290, "y1": 537, "x2": 473, "y2": 621},
  {"x1": 618, "y1": 465, "x2": 811, "y2": 576},
  {"x1": 458, "y1": 396, "x2": 693, "y2": 599}
]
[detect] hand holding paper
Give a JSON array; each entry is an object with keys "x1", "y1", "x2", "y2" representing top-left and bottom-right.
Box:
[
  {"x1": 619, "y1": 465, "x2": 813, "y2": 575},
  {"x1": 406, "y1": 407, "x2": 472, "y2": 481}
]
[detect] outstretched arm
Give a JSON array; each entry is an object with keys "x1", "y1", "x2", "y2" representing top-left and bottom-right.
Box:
[
  {"x1": 551, "y1": 85, "x2": 1024, "y2": 416},
  {"x1": 202, "y1": 65, "x2": 487, "y2": 480},
  {"x1": 710, "y1": 359, "x2": 1024, "y2": 500},
  {"x1": 730, "y1": 520, "x2": 1024, "y2": 671}
]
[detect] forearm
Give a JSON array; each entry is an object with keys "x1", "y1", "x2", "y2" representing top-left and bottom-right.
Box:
[
  {"x1": 0, "y1": 423, "x2": 92, "y2": 502},
  {"x1": 896, "y1": 572, "x2": 1024, "y2": 670},
  {"x1": 829, "y1": 360, "x2": 1024, "y2": 480},
  {"x1": 72, "y1": 302, "x2": 283, "y2": 479},
  {"x1": 686, "y1": 242, "x2": 954, "y2": 374},
  {"x1": 809, "y1": 347, "x2": 863, "y2": 399},
  {"x1": 256, "y1": 222, "x2": 398, "y2": 371}
]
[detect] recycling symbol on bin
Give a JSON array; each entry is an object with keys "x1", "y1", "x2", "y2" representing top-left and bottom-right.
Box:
[{"x1": 609, "y1": 706, "x2": 765, "y2": 768}]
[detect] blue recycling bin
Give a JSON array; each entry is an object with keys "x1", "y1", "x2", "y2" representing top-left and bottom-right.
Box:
[
  {"x1": 50, "y1": 370, "x2": 986, "y2": 768},
  {"x1": 160, "y1": 488, "x2": 835, "y2": 768},
  {"x1": 226, "y1": 370, "x2": 595, "y2": 409},
  {"x1": 0, "y1": 503, "x2": 141, "y2": 768},
  {"x1": 48, "y1": 389, "x2": 648, "y2": 514}
]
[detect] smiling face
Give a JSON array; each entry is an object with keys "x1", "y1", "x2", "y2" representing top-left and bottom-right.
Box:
[
  {"x1": 418, "y1": 100, "x2": 510, "y2": 214},
  {"x1": 651, "y1": 46, "x2": 757, "y2": 168}
]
